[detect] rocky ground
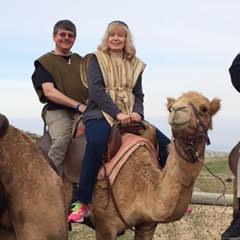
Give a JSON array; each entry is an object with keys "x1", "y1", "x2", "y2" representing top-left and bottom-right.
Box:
[{"x1": 69, "y1": 204, "x2": 233, "y2": 240}]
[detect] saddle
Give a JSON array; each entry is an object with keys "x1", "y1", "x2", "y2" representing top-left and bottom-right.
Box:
[
  {"x1": 98, "y1": 132, "x2": 158, "y2": 185},
  {"x1": 63, "y1": 120, "x2": 147, "y2": 182},
  {"x1": 36, "y1": 117, "x2": 153, "y2": 183}
]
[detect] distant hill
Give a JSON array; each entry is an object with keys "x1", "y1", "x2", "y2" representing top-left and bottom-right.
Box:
[
  {"x1": 205, "y1": 150, "x2": 228, "y2": 158},
  {"x1": 25, "y1": 131, "x2": 229, "y2": 158},
  {"x1": 11, "y1": 115, "x2": 240, "y2": 153}
]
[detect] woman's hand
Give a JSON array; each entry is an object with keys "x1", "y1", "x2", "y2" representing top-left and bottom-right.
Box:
[
  {"x1": 130, "y1": 112, "x2": 142, "y2": 122},
  {"x1": 116, "y1": 112, "x2": 131, "y2": 124}
]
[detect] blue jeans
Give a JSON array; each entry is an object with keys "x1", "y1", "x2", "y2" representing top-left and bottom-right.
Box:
[
  {"x1": 156, "y1": 128, "x2": 171, "y2": 168},
  {"x1": 77, "y1": 118, "x2": 111, "y2": 204},
  {"x1": 77, "y1": 119, "x2": 170, "y2": 203}
]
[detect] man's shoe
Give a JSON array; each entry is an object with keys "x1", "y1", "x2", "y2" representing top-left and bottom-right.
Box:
[
  {"x1": 68, "y1": 201, "x2": 90, "y2": 223},
  {"x1": 222, "y1": 214, "x2": 240, "y2": 240}
]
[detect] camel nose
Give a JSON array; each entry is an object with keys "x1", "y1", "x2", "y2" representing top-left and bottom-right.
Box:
[
  {"x1": 171, "y1": 104, "x2": 188, "y2": 113},
  {"x1": 168, "y1": 103, "x2": 189, "y2": 125}
]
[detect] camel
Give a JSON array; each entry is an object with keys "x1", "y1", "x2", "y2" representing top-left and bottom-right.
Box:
[
  {"x1": 89, "y1": 91, "x2": 220, "y2": 239},
  {"x1": 0, "y1": 91, "x2": 220, "y2": 240},
  {"x1": 0, "y1": 114, "x2": 68, "y2": 240}
]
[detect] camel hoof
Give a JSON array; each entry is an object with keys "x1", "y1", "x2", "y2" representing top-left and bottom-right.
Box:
[{"x1": 0, "y1": 113, "x2": 9, "y2": 137}]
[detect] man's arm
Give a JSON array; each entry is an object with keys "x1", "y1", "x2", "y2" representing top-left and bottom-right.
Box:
[
  {"x1": 42, "y1": 83, "x2": 86, "y2": 113},
  {"x1": 33, "y1": 62, "x2": 85, "y2": 112}
]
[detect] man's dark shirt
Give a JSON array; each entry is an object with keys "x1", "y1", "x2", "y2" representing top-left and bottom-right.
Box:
[{"x1": 32, "y1": 55, "x2": 74, "y2": 111}]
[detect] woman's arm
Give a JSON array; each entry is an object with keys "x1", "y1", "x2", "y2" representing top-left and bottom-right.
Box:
[
  {"x1": 132, "y1": 73, "x2": 144, "y2": 119},
  {"x1": 87, "y1": 56, "x2": 121, "y2": 118}
]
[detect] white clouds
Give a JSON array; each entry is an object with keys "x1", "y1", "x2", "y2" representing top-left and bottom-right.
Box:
[
  {"x1": 0, "y1": 80, "x2": 42, "y2": 118},
  {"x1": 1, "y1": 0, "x2": 240, "y2": 148}
]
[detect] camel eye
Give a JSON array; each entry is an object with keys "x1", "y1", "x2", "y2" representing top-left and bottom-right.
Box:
[{"x1": 200, "y1": 105, "x2": 208, "y2": 114}]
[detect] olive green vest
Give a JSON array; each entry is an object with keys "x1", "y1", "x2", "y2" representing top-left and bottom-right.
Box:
[
  {"x1": 95, "y1": 51, "x2": 145, "y2": 126},
  {"x1": 35, "y1": 52, "x2": 88, "y2": 104}
]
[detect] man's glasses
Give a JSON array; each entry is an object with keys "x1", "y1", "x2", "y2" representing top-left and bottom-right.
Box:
[{"x1": 58, "y1": 32, "x2": 75, "y2": 39}]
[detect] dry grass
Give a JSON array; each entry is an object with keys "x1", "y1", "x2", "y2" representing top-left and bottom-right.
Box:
[
  {"x1": 69, "y1": 205, "x2": 232, "y2": 240},
  {"x1": 69, "y1": 156, "x2": 234, "y2": 239}
]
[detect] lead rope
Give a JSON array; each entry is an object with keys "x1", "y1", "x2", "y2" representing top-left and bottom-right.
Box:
[{"x1": 198, "y1": 158, "x2": 227, "y2": 206}]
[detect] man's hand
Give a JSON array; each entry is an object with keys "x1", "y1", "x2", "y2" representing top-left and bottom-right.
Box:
[{"x1": 78, "y1": 104, "x2": 86, "y2": 113}]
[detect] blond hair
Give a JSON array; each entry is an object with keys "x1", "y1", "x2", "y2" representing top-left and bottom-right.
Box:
[{"x1": 98, "y1": 22, "x2": 136, "y2": 60}]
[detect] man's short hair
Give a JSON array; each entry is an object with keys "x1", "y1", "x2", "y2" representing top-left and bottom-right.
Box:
[{"x1": 53, "y1": 20, "x2": 76, "y2": 37}]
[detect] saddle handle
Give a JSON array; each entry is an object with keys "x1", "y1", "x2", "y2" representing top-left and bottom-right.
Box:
[{"x1": 72, "y1": 114, "x2": 83, "y2": 138}]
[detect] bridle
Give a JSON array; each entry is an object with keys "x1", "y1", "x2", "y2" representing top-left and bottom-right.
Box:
[{"x1": 173, "y1": 103, "x2": 211, "y2": 163}]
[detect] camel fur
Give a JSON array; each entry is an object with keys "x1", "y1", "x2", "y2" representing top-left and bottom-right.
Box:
[
  {"x1": 89, "y1": 91, "x2": 220, "y2": 239},
  {"x1": 0, "y1": 113, "x2": 68, "y2": 240},
  {"x1": 0, "y1": 91, "x2": 221, "y2": 240}
]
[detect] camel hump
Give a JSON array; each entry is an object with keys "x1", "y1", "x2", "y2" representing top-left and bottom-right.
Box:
[{"x1": 0, "y1": 113, "x2": 9, "y2": 138}]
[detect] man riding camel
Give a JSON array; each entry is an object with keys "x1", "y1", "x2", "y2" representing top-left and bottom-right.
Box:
[{"x1": 32, "y1": 20, "x2": 88, "y2": 176}]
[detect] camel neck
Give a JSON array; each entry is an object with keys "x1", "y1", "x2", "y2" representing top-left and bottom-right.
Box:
[{"x1": 173, "y1": 136, "x2": 206, "y2": 163}]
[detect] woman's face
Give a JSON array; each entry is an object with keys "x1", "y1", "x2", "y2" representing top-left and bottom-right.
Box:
[{"x1": 107, "y1": 27, "x2": 126, "y2": 53}]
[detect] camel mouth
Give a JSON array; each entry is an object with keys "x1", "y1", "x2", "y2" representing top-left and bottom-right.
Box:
[{"x1": 169, "y1": 121, "x2": 189, "y2": 130}]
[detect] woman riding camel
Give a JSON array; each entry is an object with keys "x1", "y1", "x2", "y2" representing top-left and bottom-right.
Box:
[{"x1": 68, "y1": 20, "x2": 170, "y2": 223}]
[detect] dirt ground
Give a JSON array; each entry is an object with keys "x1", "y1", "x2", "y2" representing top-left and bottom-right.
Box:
[
  {"x1": 69, "y1": 204, "x2": 233, "y2": 240},
  {"x1": 153, "y1": 204, "x2": 232, "y2": 240}
]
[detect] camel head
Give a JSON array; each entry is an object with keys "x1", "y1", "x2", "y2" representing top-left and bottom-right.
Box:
[
  {"x1": 167, "y1": 91, "x2": 220, "y2": 138},
  {"x1": 0, "y1": 113, "x2": 9, "y2": 138}
]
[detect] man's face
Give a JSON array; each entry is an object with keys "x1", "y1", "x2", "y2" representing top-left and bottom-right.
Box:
[{"x1": 53, "y1": 28, "x2": 76, "y2": 53}]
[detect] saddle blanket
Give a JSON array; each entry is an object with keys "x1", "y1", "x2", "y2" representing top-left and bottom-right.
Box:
[{"x1": 97, "y1": 133, "x2": 157, "y2": 185}]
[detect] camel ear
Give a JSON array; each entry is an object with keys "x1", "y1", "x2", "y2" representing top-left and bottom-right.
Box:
[
  {"x1": 167, "y1": 97, "x2": 176, "y2": 111},
  {"x1": 209, "y1": 98, "x2": 221, "y2": 116}
]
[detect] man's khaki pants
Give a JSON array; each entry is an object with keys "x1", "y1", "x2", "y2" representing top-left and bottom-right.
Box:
[{"x1": 44, "y1": 109, "x2": 75, "y2": 176}]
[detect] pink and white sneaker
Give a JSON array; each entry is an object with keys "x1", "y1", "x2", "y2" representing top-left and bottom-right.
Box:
[
  {"x1": 67, "y1": 201, "x2": 91, "y2": 223},
  {"x1": 184, "y1": 207, "x2": 192, "y2": 216}
]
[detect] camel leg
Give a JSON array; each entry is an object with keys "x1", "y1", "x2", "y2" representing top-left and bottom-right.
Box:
[
  {"x1": 95, "y1": 223, "x2": 118, "y2": 240},
  {"x1": 63, "y1": 177, "x2": 73, "y2": 213},
  {"x1": 134, "y1": 223, "x2": 157, "y2": 240}
]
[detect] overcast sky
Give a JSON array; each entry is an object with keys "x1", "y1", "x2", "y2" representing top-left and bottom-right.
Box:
[{"x1": 1, "y1": 0, "x2": 240, "y2": 151}]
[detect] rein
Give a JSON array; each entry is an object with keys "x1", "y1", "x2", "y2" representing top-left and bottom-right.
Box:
[
  {"x1": 102, "y1": 124, "x2": 157, "y2": 235},
  {"x1": 173, "y1": 103, "x2": 210, "y2": 163},
  {"x1": 174, "y1": 104, "x2": 227, "y2": 203}
]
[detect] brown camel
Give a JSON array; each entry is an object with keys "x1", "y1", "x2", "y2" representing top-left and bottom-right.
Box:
[
  {"x1": 0, "y1": 114, "x2": 68, "y2": 240},
  {"x1": 87, "y1": 91, "x2": 220, "y2": 239},
  {"x1": 0, "y1": 91, "x2": 220, "y2": 240}
]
